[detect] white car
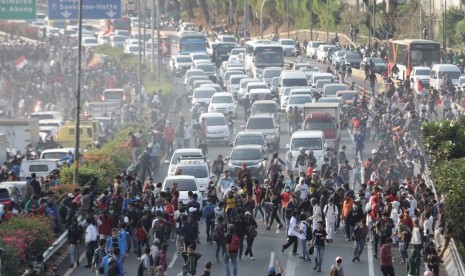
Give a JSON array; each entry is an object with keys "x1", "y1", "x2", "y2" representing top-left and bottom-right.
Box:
[
  {"x1": 109, "y1": 35, "x2": 126, "y2": 48},
  {"x1": 286, "y1": 94, "x2": 313, "y2": 112},
  {"x1": 316, "y1": 44, "x2": 338, "y2": 63},
  {"x1": 190, "y1": 53, "x2": 210, "y2": 62},
  {"x1": 238, "y1": 78, "x2": 261, "y2": 100},
  {"x1": 209, "y1": 92, "x2": 237, "y2": 116},
  {"x1": 124, "y1": 44, "x2": 141, "y2": 55},
  {"x1": 162, "y1": 175, "x2": 203, "y2": 205},
  {"x1": 82, "y1": 37, "x2": 100, "y2": 48},
  {"x1": 228, "y1": 47, "x2": 245, "y2": 62},
  {"x1": 279, "y1": 38, "x2": 296, "y2": 56},
  {"x1": 30, "y1": 111, "x2": 64, "y2": 121},
  {"x1": 191, "y1": 87, "x2": 216, "y2": 106},
  {"x1": 169, "y1": 55, "x2": 193, "y2": 74},
  {"x1": 173, "y1": 156, "x2": 215, "y2": 192},
  {"x1": 167, "y1": 148, "x2": 204, "y2": 176},
  {"x1": 200, "y1": 112, "x2": 231, "y2": 145},
  {"x1": 227, "y1": 74, "x2": 248, "y2": 98}
]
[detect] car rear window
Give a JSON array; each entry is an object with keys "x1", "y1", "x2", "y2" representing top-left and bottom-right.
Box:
[{"x1": 164, "y1": 179, "x2": 197, "y2": 191}]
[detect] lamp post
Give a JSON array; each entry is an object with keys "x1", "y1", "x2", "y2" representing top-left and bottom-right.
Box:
[
  {"x1": 138, "y1": 0, "x2": 142, "y2": 113},
  {"x1": 260, "y1": 0, "x2": 268, "y2": 38},
  {"x1": 309, "y1": 0, "x2": 313, "y2": 40}
]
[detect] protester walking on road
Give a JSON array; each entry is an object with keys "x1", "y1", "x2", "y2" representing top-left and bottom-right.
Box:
[
  {"x1": 312, "y1": 221, "x2": 327, "y2": 272},
  {"x1": 224, "y1": 224, "x2": 239, "y2": 276},
  {"x1": 352, "y1": 218, "x2": 369, "y2": 262},
  {"x1": 329, "y1": 256, "x2": 344, "y2": 276},
  {"x1": 181, "y1": 245, "x2": 202, "y2": 276},
  {"x1": 380, "y1": 238, "x2": 395, "y2": 276},
  {"x1": 281, "y1": 211, "x2": 299, "y2": 255}
]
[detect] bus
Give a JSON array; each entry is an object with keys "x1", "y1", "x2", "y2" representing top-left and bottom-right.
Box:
[
  {"x1": 245, "y1": 40, "x2": 284, "y2": 78},
  {"x1": 387, "y1": 39, "x2": 441, "y2": 80},
  {"x1": 172, "y1": 31, "x2": 207, "y2": 56}
]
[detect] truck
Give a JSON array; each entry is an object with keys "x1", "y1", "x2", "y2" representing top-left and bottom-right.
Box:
[
  {"x1": 84, "y1": 102, "x2": 121, "y2": 117},
  {"x1": 0, "y1": 119, "x2": 40, "y2": 154},
  {"x1": 301, "y1": 102, "x2": 341, "y2": 151},
  {"x1": 0, "y1": 133, "x2": 7, "y2": 165}
]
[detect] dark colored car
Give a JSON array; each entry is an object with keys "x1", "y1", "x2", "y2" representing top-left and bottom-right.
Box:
[
  {"x1": 227, "y1": 145, "x2": 268, "y2": 180},
  {"x1": 360, "y1": 57, "x2": 387, "y2": 73}
]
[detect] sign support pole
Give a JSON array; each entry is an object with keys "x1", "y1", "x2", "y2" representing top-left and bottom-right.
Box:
[{"x1": 73, "y1": 0, "x2": 83, "y2": 185}]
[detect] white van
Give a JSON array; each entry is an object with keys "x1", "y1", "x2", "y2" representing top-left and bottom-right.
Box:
[
  {"x1": 40, "y1": 148, "x2": 75, "y2": 160},
  {"x1": 305, "y1": 41, "x2": 324, "y2": 59},
  {"x1": 200, "y1": 113, "x2": 230, "y2": 145},
  {"x1": 19, "y1": 159, "x2": 59, "y2": 179},
  {"x1": 279, "y1": 70, "x2": 309, "y2": 98},
  {"x1": 429, "y1": 64, "x2": 462, "y2": 90},
  {"x1": 286, "y1": 130, "x2": 325, "y2": 170}
]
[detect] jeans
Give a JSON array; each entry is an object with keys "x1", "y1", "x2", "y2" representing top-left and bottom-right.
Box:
[
  {"x1": 355, "y1": 147, "x2": 364, "y2": 160},
  {"x1": 268, "y1": 208, "x2": 282, "y2": 227},
  {"x1": 353, "y1": 237, "x2": 366, "y2": 258},
  {"x1": 314, "y1": 245, "x2": 324, "y2": 270},
  {"x1": 141, "y1": 166, "x2": 151, "y2": 181},
  {"x1": 345, "y1": 222, "x2": 354, "y2": 239},
  {"x1": 238, "y1": 235, "x2": 245, "y2": 258},
  {"x1": 264, "y1": 204, "x2": 271, "y2": 223},
  {"x1": 300, "y1": 239, "x2": 311, "y2": 260},
  {"x1": 380, "y1": 265, "x2": 395, "y2": 276},
  {"x1": 253, "y1": 204, "x2": 264, "y2": 220},
  {"x1": 69, "y1": 243, "x2": 79, "y2": 264},
  {"x1": 206, "y1": 221, "x2": 214, "y2": 241},
  {"x1": 283, "y1": 235, "x2": 298, "y2": 253},
  {"x1": 244, "y1": 236, "x2": 255, "y2": 257},
  {"x1": 216, "y1": 242, "x2": 225, "y2": 260},
  {"x1": 166, "y1": 140, "x2": 174, "y2": 157},
  {"x1": 86, "y1": 241, "x2": 97, "y2": 266},
  {"x1": 151, "y1": 156, "x2": 159, "y2": 173},
  {"x1": 224, "y1": 252, "x2": 238, "y2": 276},
  {"x1": 137, "y1": 238, "x2": 149, "y2": 257},
  {"x1": 400, "y1": 241, "x2": 409, "y2": 260}
]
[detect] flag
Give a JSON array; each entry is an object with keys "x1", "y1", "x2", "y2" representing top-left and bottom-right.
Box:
[
  {"x1": 103, "y1": 28, "x2": 112, "y2": 36},
  {"x1": 362, "y1": 82, "x2": 366, "y2": 97},
  {"x1": 15, "y1": 56, "x2": 28, "y2": 70},
  {"x1": 416, "y1": 78, "x2": 424, "y2": 94}
]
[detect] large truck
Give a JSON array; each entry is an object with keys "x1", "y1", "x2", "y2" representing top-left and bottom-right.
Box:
[
  {"x1": 0, "y1": 119, "x2": 39, "y2": 154},
  {"x1": 302, "y1": 102, "x2": 341, "y2": 151}
]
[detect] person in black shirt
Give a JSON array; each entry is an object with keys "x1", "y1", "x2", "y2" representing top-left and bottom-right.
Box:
[
  {"x1": 312, "y1": 221, "x2": 327, "y2": 272},
  {"x1": 266, "y1": 192, "x2": 283, "y2": 230},
  {"x1": 30, "y1": 173, "x2": 41, "y2": 196}
]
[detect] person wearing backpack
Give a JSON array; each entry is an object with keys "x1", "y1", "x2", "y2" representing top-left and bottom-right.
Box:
[
  {"x1": 224, "y1": 224, "x2": 239, "y2": 276},
  {"x1": 329, "y1": 256, "x2": 344, "y2": 276},
  {"x1": 281, "y1": 210, "x2": 299, "y2": 255},
  {"x1": 202, "y1": 198, "x2": 217, "y2": 243},
  {"x1": 152, "y1": 211, "x2": 168, "y2": 245},
  {"x1": 297, "y1": 213, "x2": 312, "y2": 262},
  {"x1": 214, "y1": 216, "x2": 226, "y2": 263},
  {"x1": 231, "y1": 208, "x2": 246, "y2": 260},
  {"x1": 138, "y1": 247, "x2": 154, "y2": 276},
  {"x1": 244, "y1": 211, "x2": 258, "y2": 260}
]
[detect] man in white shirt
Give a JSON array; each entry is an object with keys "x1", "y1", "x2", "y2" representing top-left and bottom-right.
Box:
[
  {"x1": 218, "y1": 171, "x2": 234, "y2": 198},
  {"x1": 183, "y1": 122, "x2": 192, "y2": 148},
  {"x1": 310, "y1": 198, "x2": 322, "y2": 231},
  {"x1": 281, "y1": 211, "x2": 299, "y2": 255},
  {"x1": 84, "y1": 218, "x2": 98, "y2": 268},
  {"x1": 323, "y1": 198, "x2": 339, "y2": 243},
  {"x1": 298, "y1": 180, "x2": 309, "y2": 201}
]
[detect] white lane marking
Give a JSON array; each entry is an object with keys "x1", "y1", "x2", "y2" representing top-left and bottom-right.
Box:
[
  {"x1": 368, "y1": 242, "x2": 375, "y2": 276},
  {"x1": 286, "y1": 249, "x2": 297, "y2": 275},
  {"x1": 276, "y1": 228, "x2": 280, "y2": 234},
  {"x1": 269, "y1": 251, "x2": 275, "y2": 268},
  {"x1": 168, "y1": 252, "x2": 178, "y2": 268}
]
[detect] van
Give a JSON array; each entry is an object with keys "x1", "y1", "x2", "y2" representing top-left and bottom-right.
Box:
[
  {"x1": 0, "y1": 181, "x2": 28, "y2": 205},
  {"x1": 286, "y1": 130, "x2": 325, "y2": 170},
  {"x1": 40, "y1": 148, "x2": 76, "y2": 160},
  {"x1": 101, "y1": 88, "x2": 126, "y2": 103},
  {"x1": 55, "y1": 125, "x2": 94, "y2": 148},
  {"x1": 305, "y1": 41, "x2": 324, "y2": 59},
  {"x1": 310, "y1": 73, "x2": 334, "y2": 87},
  {"x1": 85, "y1": 102, "x2": 121, "y2": 117},
  {"x1": 429, "y1": 64, "x2": 462, "y2": 90},
  {"x1": 279, "y1": 70, "x2": 309, "y2": 98},
  {"x1": 19, "y1": 160, "x2": 58, "y2": 179}
]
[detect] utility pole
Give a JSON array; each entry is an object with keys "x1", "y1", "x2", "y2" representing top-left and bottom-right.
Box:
[
  {"x1": 138, "y1": 0, "x2": 142, "y2": 113},
  {"x1": 244, "y1": 0, "x2": 248, "y2": 40},
  {"x1": 287, "y1": 0, "x2": 290, "y2": 38},
  {"x1": 309, "y1": 0, "x2": 313, "y2": 40},
  {"x1": 373, "y1": 0, "x2": 375, "y2": 44},
  {"x1": 419, "y1": 3, "x2": 422, "y2": 39},
  {"x1": 151, "y1": 0, "x2": 155, "y2": 72},
  {"x1": 73, "y1": 0, "x2": 83, "y2": 185},
  {"x1": 156, "y1": 0, "x2": 161, "y2": 82},
  {"x1": 143, "y1": 0, "x2": 147, "y2": 58},
  {"x1": 326, "y1": 0, "x2": 329, "y2": 43},
  {"x1": 260, "y1": 0, "x2": 267, "y2": 38},
  {"x1": 429, "y1": 0, "x2": 432, "y2": 39},
  {"x1": 443, "y1": 0, "x2": 446, "y2": 50}
]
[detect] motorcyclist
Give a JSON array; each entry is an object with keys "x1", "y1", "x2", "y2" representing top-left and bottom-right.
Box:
[
  {"x1": 226, "y1": 111, "x2": 235, "y2": 137},
  {"x1": 242, "y1": 95, "x2": 252, "y2": 122}
]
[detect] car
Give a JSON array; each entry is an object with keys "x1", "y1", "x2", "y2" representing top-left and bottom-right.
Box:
[
  {"x1": 261, "y1": 67, "x2": 282, "y2": 85},
  {"x1": 286, "y1": 130, "x2": 325, "y2": 169},
  {"x1": 40, "y1": 148, "x2": 76, "y2": 160},
  {"x1": 238, "y1": 78, "x2": 261, "y2": 100},
  {"x1": 173, "y1": 156, "x2": 214, "y2": 192},
  {"x1": 216, "y1": 35, "x2": 237, "y2": 43},
  {"x1": 220, "y1": 70, "x2": 244, "y2": 88},
  {"x1": 410, "y1": 66, "x2": 431, "y2": 89},
  {"x1": 82, "y1": 37, "x2": 100, "y2": 48},
  {"x1": 251, "y1": 100, "x2": 280, "y2": 122},
  {"x1": 331, "y1": 50, "x2": 349, "y2": 66},
  {"x1": 200, "y1": 112, "x2": 231, "y2": 145},
  {"x1": 360, "y1": 57, "x2": 387, "y2": 73},
  {"x1": 180, "y1": 22, "x2": 196, "y2": 32},
  {"x1": 109, "y1": 35, "x2": 127, "y2": 48},
  {"x1": 113, "y1": 30, "x2": 130, "y2": 38},
  {"x1": 280, "y1": 86, "x2": 307, "y2": 111},
  {"x1": 184, "y1": 69, "x2": 205, "y2": 85},
  {"x1": 457, "y1": 76, "x2": 465, "y2": 89},
  {"x1": 38, "y1": 119, "x2": 63, "y2": 129},
  {"x1": 227, "y1": 145, "x2": 268, "y2": 180},
  {"x1": 317, "y1": 96, "x2": 344, "y2": 106},
  {"x1": 208, "y1": 92, "x2": 237, "y2": 116},
  {"x1": 243, "y1": 114, "x2": 280, "y2": 150},
  {"x1": 194, "y1": 62, "x2": 216, "y2": 81},
  {"x1": 220, "y1": 62, "x2": 245, "y2": 81},
  {"x1": 124, "y1": 44, "x2": 141, "y2": 55},
  {"x1": 212, "y1": 42, "x2": 237, "y2": 66},
  {"x1": 169, "y1": 55, "x2": 193, "y2": 75},
  {"x1": 167, "y1": 148, "x2": 204, "y2": 176},
  {"x1": 124, "y1": 38, "x2": 140, "y2": 48},
  {"x1": 233, "y1": 131, "x2": 269, "y2": 152},
  {"x1": 245, "y1": 82, "x2": 268, "y2": 98},
  {"x1": 206, "y1": 41, "x2": 219, "y2": 56},
  {"x1": 189, "y1": 53, "x2": 210, "y2": 62},
  {"x1": 279, "y1": 38, "x2": 296, "y2": 56},
  {"x1": 269, "y1": 77, "x2": 280, "y2": 97},
  {"x1": 186, "y1": 75, "x2": 209, "y2": 94},
  {"x1": 342, "y1": 52, "x2": 362, "y2": 69},
  {"x1": 101, "y1": 88, "x2": 126, "y2": 103},
  {"x1": 316, "y1": 44, "x2": 338, "y2": 63},
  {"x1": 228, "y1": 47, "x2": 245, "y2": 62},
  {"x1": 336, "y1": 90, "x2": 358, "y2": 106},
  {"x1": 191, "y1": 87, "x2": 216, "y2": 106},
  {"x1": 200, "y1": 83, "x2": 222, "y2": 93},
  {"x1": 322, "y1": 84, "x2": 348, "y2": 97},
  {"x1": 162, "y1": 175, "x2": 202, "y2": 205},
  {"x1": 305, "y1": 41, "x2": 324, "y2": 59},
  {"x1": 30, "y1": 111, "x2": 64, "y2": 121},
  {"x1": 310, "y1": 73, "x2": 334, "y2": 88},
  {"x1": 45, "y1": 27, "x2": 61, "y2": 38},
  {"x1": 0, "y1": 181, "x2": 28, "y2": 206},
  {"x1": 192, "y1": 80, "x2": 214, "y2": 94},
  {"x1": 227, "y1": 74, "x2": 248, "y2": 98},
  {"x1": 293, "y1": 63, "x2": 314, "y2": 71},
  {"x1": 286, "y1": 94, "x2": 313, "y2": 112},
  {"x1": 19, "y1": 159, "x2": 59, "y2": 179}
]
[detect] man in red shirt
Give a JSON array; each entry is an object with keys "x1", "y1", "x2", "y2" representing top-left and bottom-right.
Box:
[
  {"x1": 380, "y1": 238, "x2": 395, "y2": 276},
  {"x1": 164, "y1": 121, "x2": 175, "y2": 157}
]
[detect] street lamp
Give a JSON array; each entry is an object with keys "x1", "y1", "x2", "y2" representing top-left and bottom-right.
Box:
[{"x1": 260, "y1": 0, "x2": 268, "y2": 38}]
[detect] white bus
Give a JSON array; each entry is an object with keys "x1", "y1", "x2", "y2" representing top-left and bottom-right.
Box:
[{"x1": 245, "y1": 40, "x2": 284, "y2": 78}]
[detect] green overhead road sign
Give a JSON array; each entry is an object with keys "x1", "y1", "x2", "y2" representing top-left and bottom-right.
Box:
[{"x1": 0, "y1": 0, "x2": 36, "y2": 20}]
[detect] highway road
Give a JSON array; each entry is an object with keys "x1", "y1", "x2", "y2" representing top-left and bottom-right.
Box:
[{"x1": 68, "y1": 55, "x2": 430, "y2": 276}]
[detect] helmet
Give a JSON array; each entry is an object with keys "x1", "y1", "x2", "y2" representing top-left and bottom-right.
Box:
[
  {"x1": 309, "y1": 150, "x2": 314, "y2": 155},
  {"x1": 371, "y1": 149, "x2": 378, "y2": 154}
]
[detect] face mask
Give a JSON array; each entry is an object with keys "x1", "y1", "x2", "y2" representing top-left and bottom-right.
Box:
[
  {"x1": 136, "y1": 196, "x2": 141, "y2": 200},
  {"x1": 109, "y1": 210, "x2": 114, "y2": 215}
]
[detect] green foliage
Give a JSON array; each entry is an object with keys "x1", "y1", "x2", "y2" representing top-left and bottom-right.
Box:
[
  {"x1": 420, "y1": 118, "x2": 465, "y2": 166},
  {"x1": 431, "y1": 158, "x2": 465, "y2": 242},
  {"x1": 445, "y1": 6, "x2": 465, "y2": 47},
  {"x1": 59, "y1": 160, "x2": 117, "y2": 191},
  {"x1": 0, "y1": 244, "x2": 21, "y2": 276}
]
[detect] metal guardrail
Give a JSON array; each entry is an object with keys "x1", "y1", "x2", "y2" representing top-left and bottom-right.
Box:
[
  {"x1": 42, "y1": 215, "x2": 83, "y2": 263},
  {"x1": 449, "y1": 238, "x2": 465, "y2": 276}
]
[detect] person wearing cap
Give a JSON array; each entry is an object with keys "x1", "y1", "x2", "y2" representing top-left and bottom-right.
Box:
[
  {"x1": 330, "y1": 256, "x2": 344, "y2": 275},
  {"x1": 268, "y1": 257, "x2": 284, "y2": 276}
]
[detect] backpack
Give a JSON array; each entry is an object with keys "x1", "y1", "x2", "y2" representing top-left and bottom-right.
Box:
[
  {"x1": 133, "y1": 136, "x2": 141, "y2": 147},
  {"x1": 303, "y1": 222, "x2": 312, "y2": 241},
  {"x1": 229, "y1": 233, "x2": 240, "y2": 251},
  {"x1": 107, "y1": 257, "x2": 119, "y2": 276},
  {"x1": 330, "y1": 265, "x2": 339, "y2": 276},
  {"x1": 153, "y1": 221, "x2": 167, "y2": 242}
]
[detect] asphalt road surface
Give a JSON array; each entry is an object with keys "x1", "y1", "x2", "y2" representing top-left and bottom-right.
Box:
[{"x1": 68, "y1": 55, "x2": 430, "y2": 276}]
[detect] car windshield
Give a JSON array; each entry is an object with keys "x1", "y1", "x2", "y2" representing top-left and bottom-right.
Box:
[
  {"x1": 283, "y1": 78, "x2": 308, "y2": 87},
  {"x1": 221, "y1": 37, "x2": 236, "y2": 43},
  {"x1": 197, "y1": 64, "x2": 214, "y2": 72},
  {"x1": 177, "y1": 57, "x2": 192, "y2": 63},
  {"x1": 211, "y1": 96, "x2": 233, "y2": 103},
  {"x1": 263, "y1": 70, "x2": 281, "y2": 79},
  {"x1": 194, "y1": 90, "x2": 215, "y2": 98},
  {"x1": 415, "y1": 69, "x2": 430, "y2": 76},
  {"x1": 291, "y1": 138, "x2": 322, "y2": 151},
  {"x1": 192, "y1": 54, "x2": 209, "y2": 60},
  {"x1": 318, "y1": 98, "x2": 341, "y2": 103},
  {"x1": 164, "y1": 179, "x2": 197, "y2": 191},
  {"x1": 171, "y1": 152, "x2": 202, "y2": 164},
  {"x1": 30, "y1": 114, "x2": 54, "y2": 120},
  {"x1": 368, "y1": 58, "x2": 384, "y2": 64},
  {"x1": 315, "y1": 79, "x2": 332, "y2": 88},
  {"x1": 231, "y1": 49, "x2": 244, "y2": 55},
  {"x1": 230, "y1": 77, "x2": 244, "y2": 85},
  {"x1": 324, "y1": 85, "x2": 347, "y2": 96},
  {"x1": 304, "y1": 119, "x2": 336, "y2": 130},
  {"x1": 246, "y1": 117, "x2": 274, "y2": 129},
  {"x1": 42, "y1": 152, "x2": 68, "y2": 159},
  {"x1": 84, "y1": 38, "x2": 97, "y2": 44},
  {"x1": 288, "y1": 96, "x2": 312, "y2": 105},
  {"x1": 339, "y1": 93, "x2": 356, "y2": 100},
  {"x1": 231, "y1": 148, "x2": 262, "y2": 160},
  {"x1": 129, "y1": 45, "x2": 139, "y2": 52},
  {"x1": 271, "y1": 78, "x2": 280, "y2": 86},
  {"x1": 235, "y1": 135, "x2": 265, "y2": 146},
  {"x1": 104, "y1": 91, "x2": 124, "y2": 100},
  {"x1": 206, "y1": 116, "x2": 226, "y2": 126},
  {"x1": 281, "y1": 40, "x2": 294, "y2": 45},
  {"x1": 179, "y1": 166, "x2": 208, "y2": 178},
  {"x1": 345, "y1": 53, "x2": 360, "y2": 59},
  {"x1": 442, "y1": 71, "x2": 461, "y2": 79},
  {"x1": 252, "y1": 104, "x2": 276, "y2": 113},
  {"x1": 112, "y1": 36, "x2": 125, "y2": 42}
]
